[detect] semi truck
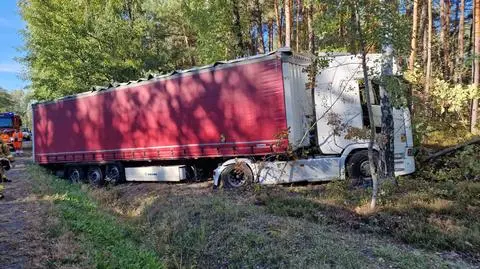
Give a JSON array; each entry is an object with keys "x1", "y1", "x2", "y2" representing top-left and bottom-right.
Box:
[{"x1": 32, "y1": 49, "x2": 415, "y2": 187}]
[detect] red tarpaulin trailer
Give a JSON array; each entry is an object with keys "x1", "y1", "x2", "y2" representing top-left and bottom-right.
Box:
[{"x1": 33, "y1": 53, "x2": 300, "y2": 165}]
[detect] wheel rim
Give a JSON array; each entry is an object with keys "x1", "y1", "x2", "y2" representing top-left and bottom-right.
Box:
[
  {"x1": 226, "y1": 169, "x2": 246, "y2": 187},
  {"x1": 88, "y1": 168, "x2": 102, "y2": 184},
  {"x1": 359, "y1": 160, "x2": 371, "y2": 177},
  {"x1": 105, "y1": 166, "x2": 120, "y2": 183},
  {"x1": 69, "y1": 169, "x2": 80, "y2": 183}
]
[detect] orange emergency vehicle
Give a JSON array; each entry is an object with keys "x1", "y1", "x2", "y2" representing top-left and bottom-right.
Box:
[{"x1": 0, "y1": 112, "x2": 23, "y2": 153}]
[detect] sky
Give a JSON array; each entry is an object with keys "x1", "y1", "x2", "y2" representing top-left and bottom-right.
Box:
[{"x1": 0, "y1": 1, "x2": 26, "y2": 91}]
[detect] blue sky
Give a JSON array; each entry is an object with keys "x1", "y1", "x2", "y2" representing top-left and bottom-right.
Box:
[{"x1": 0, "y1": 1, "x2": 26, "y2": 91}]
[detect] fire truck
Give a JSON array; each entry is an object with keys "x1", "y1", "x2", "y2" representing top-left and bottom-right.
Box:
[{"x1": 0, "y1": 112, "x2": 23, "y2": 152}]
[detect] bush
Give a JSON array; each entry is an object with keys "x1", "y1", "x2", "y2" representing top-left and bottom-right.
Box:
[{"x1": 420, "y1": 145, "x2": 480, "y2": 182}]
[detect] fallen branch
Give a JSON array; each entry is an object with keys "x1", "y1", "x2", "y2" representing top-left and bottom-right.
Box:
[{"x1": 423, "y1": 137, "x2": 480, "y2": 162}]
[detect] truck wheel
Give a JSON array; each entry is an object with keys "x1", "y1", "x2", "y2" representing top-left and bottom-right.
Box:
[
  {"x1": 346, "y1": 150, "x2": 377, "y2": 187},
  {"x1": 105, "y1": 164, "x2": 124, "y2": 185},
  {"x1": 67, "y1": 166, "x2": 85, "y2": 184},
  {"x1": 221, "y1": 163, "x2": 253, "y2": 188},
  {"x1": 87, "y1": 166, "x2": 104, "y2": 187}
]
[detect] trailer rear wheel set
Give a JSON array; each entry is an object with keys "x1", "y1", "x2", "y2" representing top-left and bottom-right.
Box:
[{"x1": 65, "y1": 163, "x2": 125, "y2": 186}]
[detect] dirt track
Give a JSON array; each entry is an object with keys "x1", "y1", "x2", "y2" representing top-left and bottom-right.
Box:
[{"x1": 0, "y1": 144, "x2": 49, "y2": 269}]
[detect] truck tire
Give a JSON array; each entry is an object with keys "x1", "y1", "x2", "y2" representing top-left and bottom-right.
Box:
[
  {"x1": 105, "y1": 164, "x2": 124, "y2": 185},
  {"x1": 221, "y1": 163, "x2": 253, "y2": 188},
  {"x1": 346, "y1": 150, "x2": 377, "y2": 187},
  {"x1": 67, "y1": 166, "x2": 85, "y2": 184},
  {"x1": 87, "y1": 166, "x2": 104, "y2": 187}
]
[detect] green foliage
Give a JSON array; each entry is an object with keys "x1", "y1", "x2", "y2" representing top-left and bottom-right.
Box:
[
  {"x1": 0, "y1": 88, "x2": 13, "y2": 110},
  {"x1": 431, "y1": 80, "x2": 479, "y2": 114},
  {"x1": 404, "y1": 66, "x2": 476, "y2": 147},
  {"x1": 20, "y1": 0, "x2": 259, "y2": 101},
  {"x1": 420, "y1": 145, "x2": 480, "y2": 182},
  {"x1": 314, "y1": 0, "x2": 410, "y2": 56},
  {"x1": 20, "y1": 0, "x2": 170, "y2": 101}
]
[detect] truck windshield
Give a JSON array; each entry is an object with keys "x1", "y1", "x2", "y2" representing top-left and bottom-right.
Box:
[{"x1": 0, "y1": 117, "x2": 13, "y2": 128}]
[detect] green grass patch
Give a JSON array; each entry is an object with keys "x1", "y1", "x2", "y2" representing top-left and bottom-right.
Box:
[
  {"x1": 26, "y1": 163, "x2": 477, "y2": 268},
  {"x1": 27, "y1": 165, "x2": 163, "y2": 269}
]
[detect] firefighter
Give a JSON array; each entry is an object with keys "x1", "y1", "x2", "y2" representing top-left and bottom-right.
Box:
[
  {"x1": 0, "y1": 139, "x2": 12, "y2": 183},
  {"x1": 13, "y1": 130, "x2": 23, "y2": 156}
]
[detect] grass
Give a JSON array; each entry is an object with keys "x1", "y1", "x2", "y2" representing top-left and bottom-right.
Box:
[
  {"x1": 28, "y1": 165, "x2": 163, "y2": 269},
  {"x1": 256, "y1": 178, "x2": 480, "y2": 259},
  {"x1": 26, "y1": 150, "x2": 480, "y2": 268}
]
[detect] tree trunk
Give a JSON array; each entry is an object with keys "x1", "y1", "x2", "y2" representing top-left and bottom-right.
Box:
[
  {"x1": 232, "y1": 0, "x2": 247, "y2": 56},
  {"x1": 353, "y1": 2, "x2": 379, "y2": 209},
  {"x1": 409, "y1": 0, "x2": 419, "y2": 70},
  {"x1": 274, "y1": 0, "x2": 283, "y2": 48},
  {"x1": 421, "y1": 0, "x2": 428, "y2": 65},
  {"x1": 445, "y1": 0, "x2": 451, "y2": 79},
  {"x1": 253, "y1": 0, "x2": 266, "y2": 54},
  {"x1": 456, "y1": 0, "x2": 465, "y2": 82},
  {"x1": 295, "y1": 0, "x2": 302, "y2": 52},
  {"x1": 380, "y1": 0, "x2": 396, "y2": 188},
  {"x1": 268, "y1": 18, "x2": 274, "y2": 52},
  {"x1": 472, "y1": 0, "x2": 479, "y2": 133},
  {"x1": 425, "y1": 0, "x2": 432, "y2": 94},
  {"x1": 440, "y1": 0, "x2": 451, "y2": 79},
  {"x1": 285, "y1": 0, "x2": 292, "y2": 47},
  {"x1": 307, "y1": 1, "x2": 314, "y2": 53},
  {"x1": 181, "y1": 24, "x2": 196, "y2": 66},
  {"x1": 440, "y1": 0, "x2": 445, "y2": 76}
]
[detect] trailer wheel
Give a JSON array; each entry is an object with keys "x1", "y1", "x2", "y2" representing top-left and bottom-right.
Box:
[
  {"x1": 67, "y1": 166, "x2": 85, "y2": 184},
  {"x1": 221, "y1": 163, "x2": 253, "y2": 188},
  {"x1": 105, "y1": 164, "x2": 124, "y2": 185},
  {"x1": 346, "y1": 150, "x2": 377, "y2": 187},
  {"x1": 87, "y1": 166, "x2": 104, "y2": 187}
]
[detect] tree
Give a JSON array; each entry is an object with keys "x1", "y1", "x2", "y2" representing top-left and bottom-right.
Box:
[
  {"x1": 0, "y1": 88, "x2": 12, "y2": 110},
  {"x1": 425, "y1": 0, "x2": 433, "y2": 94},
  {"x1": 307, "y1": 1, "x2": 315, "y2": 53},
  {"x1": 274, "y1": 0, "x2": 283, "y2": 48},
  {"x1": 251, "y1": 0, "x2": 266, "y2": 53},
  {"x1": 409, "y1": 0, "x2": 419, "y2": 70},
  {"x1": 295, "y1": 0, "x2": 302, "y2": 52},
  {"x1": 353, "y1": 0, "x2": 379, "y2": 209},
  {"x1": 456, "y1": 0, "x2": 465, "y2": 83},
  {"x1": 232, "y1": 0, "x2": 248, "y2": 56},
  {"x1": 472, "y1": 0, "x2": 480, "y2": 133},
  {"x1": 379, "y1": 0, "x2": 396, "y2": 188},
  {"x1": 285, "y1": 0, "x2": 292, "y2": 47}
]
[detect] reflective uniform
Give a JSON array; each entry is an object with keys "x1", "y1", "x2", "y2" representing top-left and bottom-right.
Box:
[
  {"x1": 13, "y1": 131, "x2": 23, "y2": 154},
  {"x1": 0, "y1": 140, "x2": 11, "y2": 182}
]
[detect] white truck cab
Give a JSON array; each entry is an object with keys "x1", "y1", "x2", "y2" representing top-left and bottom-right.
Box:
[{"x1": 214, "y1": 52, "x2": 415, "y2": 187}]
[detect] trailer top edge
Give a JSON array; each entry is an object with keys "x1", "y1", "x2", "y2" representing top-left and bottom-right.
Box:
[{"x1": 33, "y1": 49, "x2": 313, "y2": 108}]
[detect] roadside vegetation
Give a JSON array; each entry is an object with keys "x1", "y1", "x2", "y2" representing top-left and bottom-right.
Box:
[
  {"x1": 28, "y1": 165, "x2": 163, "y2": 269},
  {"x1": 28, "y1": 144, "x2": 479, "y2": 268}
]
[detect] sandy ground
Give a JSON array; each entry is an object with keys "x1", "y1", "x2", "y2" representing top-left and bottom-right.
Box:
[{"x1": 0, "y1": 142, "x2": 50, "y2": 269}]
